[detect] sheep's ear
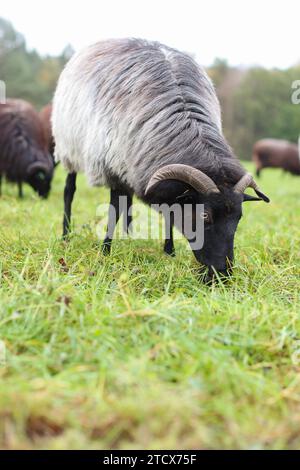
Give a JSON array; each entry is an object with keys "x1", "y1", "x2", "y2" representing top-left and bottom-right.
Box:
[{"x1": 243, "y1": 193, "x2": 263, "y2": 202}]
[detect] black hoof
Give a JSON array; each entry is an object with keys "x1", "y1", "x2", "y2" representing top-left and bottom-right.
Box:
[
  {"x1": 62, "y1": 233, "x2": 70, "y2": 242},
  {"x1": 164, "y1": 241, "x2": 175, "y2": 257},
  {"x1": 164, "y1": 248, "x2": 176, "y2": 257},
  {"x1": 102, "y1": 242, "x2": 111, "y2": 256}
]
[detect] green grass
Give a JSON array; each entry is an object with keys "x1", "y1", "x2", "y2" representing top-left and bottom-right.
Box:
[{"x1": 0, "y1": 164, "x2": 299, "y2": 450}]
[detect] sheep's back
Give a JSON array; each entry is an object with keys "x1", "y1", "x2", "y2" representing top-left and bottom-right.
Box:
[{"x1": 53, "y1": 38, "x2": 222, "y2": 192}]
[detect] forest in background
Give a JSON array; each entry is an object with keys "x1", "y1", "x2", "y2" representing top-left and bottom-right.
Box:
[{"x1": 1, "y1": 17, "x2": 300, "y2": 159}]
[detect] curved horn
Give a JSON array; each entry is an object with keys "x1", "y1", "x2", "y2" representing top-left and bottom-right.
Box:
[
  {"x1": 145, "y1": 164, "x2": 220, "y2": 195},
  {"x1": 27, "y1": 161, "x2": 50, "y2": 177},
  {"x1": 234, "y1": 173, "x2": 270, "y2": 203}
]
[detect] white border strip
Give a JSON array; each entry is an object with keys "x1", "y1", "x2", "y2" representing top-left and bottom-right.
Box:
[{"x1": 0, "y1": 80, "x2": 6, "y2": 104}]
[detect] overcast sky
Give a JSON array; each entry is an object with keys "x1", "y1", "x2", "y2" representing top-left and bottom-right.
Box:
[{"x1": 1, "y1": 0, "x2": 299, "y2": 68}]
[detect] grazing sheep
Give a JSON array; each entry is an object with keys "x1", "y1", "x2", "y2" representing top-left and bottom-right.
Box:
[
  {"x1": 0, "y1": 99, "x2": 54, "y2": 198},
  {"x1": 253, "y1": 139, "x2": 300, "y2": 177},
  {"x1": 53, "y1": 38, "x2": 269, "y2": 282},
  {"x1": 40, "y1": 103, "x2": 55, "y2": 160}
]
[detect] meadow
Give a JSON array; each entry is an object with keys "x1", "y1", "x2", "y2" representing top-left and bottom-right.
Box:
[{"x1": 0, "y1": 164, "x2": 299, "y2": 450}]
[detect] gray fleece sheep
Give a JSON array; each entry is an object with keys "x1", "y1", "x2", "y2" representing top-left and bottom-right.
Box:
[{"x1": 53, "y1": 38, "x2": 269, "y2": 282}]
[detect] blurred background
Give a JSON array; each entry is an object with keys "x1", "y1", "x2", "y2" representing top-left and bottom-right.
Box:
[{"x1": 1, "y1": 0, "x2": 299, "y2": 159}]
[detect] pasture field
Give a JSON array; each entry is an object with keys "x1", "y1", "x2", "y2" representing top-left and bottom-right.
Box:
[{"x1": 0, "y1": 164, "x2": 299, "y2": 450}]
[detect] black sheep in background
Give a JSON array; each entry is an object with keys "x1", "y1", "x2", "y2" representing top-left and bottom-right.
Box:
[
  {"x1": 252, "y1": 139, "x2": 300, "y2": 177},
  {"x1": 0, "y1": 99, "x2": 54, "y2": 198}
]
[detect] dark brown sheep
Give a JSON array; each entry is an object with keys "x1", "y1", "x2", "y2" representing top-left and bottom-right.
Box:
[
  {"x1": 40, "y1": 103, "x2": 55, "y2": 158},
  {"x1": 0, "y1": 99, "x2": 54, "y2": 198},
  {"x1": 252, "y1": 139, "x2": 300, "y2": 177}
]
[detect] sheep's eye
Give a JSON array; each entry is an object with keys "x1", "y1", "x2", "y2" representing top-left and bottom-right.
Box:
[
  {"x1": 201, "y1": 211, "x2": 211, "y2": 222},
  {"x1": 36, "y1": 171, "x2": 46, "y2": 181}
]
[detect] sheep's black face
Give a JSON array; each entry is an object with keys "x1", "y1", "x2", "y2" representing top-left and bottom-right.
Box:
[
  {"x1": 145, "y1": 180, "x2": 265, "y2": 284},
  {"x1": 27, "y1": 170, "x2": 52, "y2": 198},
  {"x1": 188, "y1": 190, "x2": 243, "y2": 283},
  {"x1": 173, "y1": 188, "x2": 245, "y2": 283}
]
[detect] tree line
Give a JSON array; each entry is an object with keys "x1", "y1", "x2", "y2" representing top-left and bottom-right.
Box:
[
  {"x1": 0, "y1": 18, "x2": 72, "y2": 110},
  {"x1": 1, "y1": 17, "x2": 299, "y2": 159}
]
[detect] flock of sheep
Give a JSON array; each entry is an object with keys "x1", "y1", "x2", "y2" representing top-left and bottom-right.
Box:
[{"x1": 0, "y1": 38, "x2": 298, "y2": 283}]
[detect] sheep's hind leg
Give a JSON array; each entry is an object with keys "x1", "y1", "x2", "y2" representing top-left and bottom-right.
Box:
[
  {"x1": 63, "y1": 172, "x2": 77, "y2": 239},
  {"x1": 102, "y1": 189, "x2": 132, "y2": 255}
]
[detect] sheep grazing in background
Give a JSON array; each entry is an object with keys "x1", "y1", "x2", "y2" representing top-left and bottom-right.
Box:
[
  {"x1": 53, "y1": 38, "x2": 269, "y2": 283},
  {"x1": 40, "y1": 103, "x2": 55, "y2": 159},
  {"x1": 253, "y1": 139, "x2": 300, "y2": 177},
  {"x1": 0, "y1": 99, "x2": 54, "y2": 198}
]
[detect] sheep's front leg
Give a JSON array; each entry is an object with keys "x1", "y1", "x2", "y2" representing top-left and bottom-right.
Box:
[
  {"x1": 124, "y1": 194, "x2": 133, "y2": 234},
  {"x1": 102, "y1": 189, "x2": 132, "y2": 255},
  {"x1": 164, "y1": 213, "x2": 175, "y2": 256},
  {"x1": 63, "y1": 172, "x2": 77, "y2": 238},
  {"x1": 18, "y1": 181, "x2": 23, "y2": 199}
]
